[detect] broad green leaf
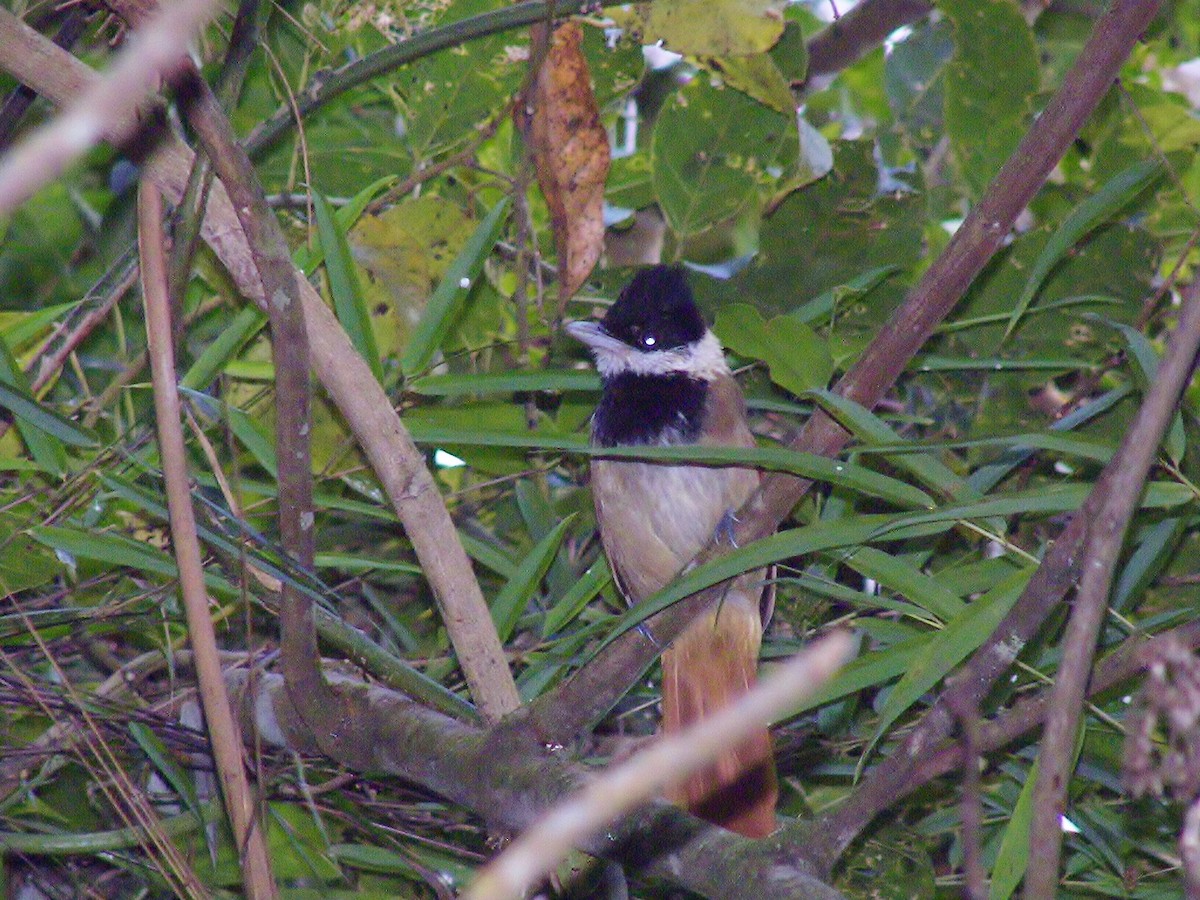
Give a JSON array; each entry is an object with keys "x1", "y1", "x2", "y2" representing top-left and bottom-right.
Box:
[
  {"x1": 703, "y1": 143, "x2": 922, "y2": 317},
  {"x1": 942, "y1": 0, "x2": 1037, "y2": 198},
  {"x1": 714, "y1": 304, "x2": 834, "y2": 395},
  {"x1": 400, "y1": 198, "x2": 510, "y2": 376},
  {"x1": 492, "y1": 516, "x2": 576, "y2": 642},
  {"x1": 867, "y1": 569, "x2": 1031, "y2": 759},
  {"x1": 313, "y1": 191, "x2": 382, "y2": 382},
  {"x1": 1005, "y1": 161, "x2": 1161, "y2": 338},
  {"x1": 637, "y1": 0, "x2": 786, "y2": 56},
  {"x1": 652, "y1": 76, "x2": 797, "y2": 239},
  {"x1": 699, "y1": 54, "x2": 796, "y2": 113}
]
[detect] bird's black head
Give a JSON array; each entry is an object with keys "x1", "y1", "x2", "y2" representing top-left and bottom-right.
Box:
[
  {"x1": 565, "y1": 265, "x2": 726, "y2": 383},
  {"x1": 600, "y1": 265, "x2": 707, "y2": 353}
]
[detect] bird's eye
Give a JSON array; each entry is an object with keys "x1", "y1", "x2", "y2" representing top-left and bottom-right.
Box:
[{"x1": 642, "y1": 334, "x2": 657, "y2": 348}]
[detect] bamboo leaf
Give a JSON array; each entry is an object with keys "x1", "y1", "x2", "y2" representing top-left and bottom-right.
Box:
[
  {"x1": 313, "y1": 190, "x2": 382, "y2": 382},
  {"x1": 1004, "y1": 160, "x2": 1161, "y2": 338}
]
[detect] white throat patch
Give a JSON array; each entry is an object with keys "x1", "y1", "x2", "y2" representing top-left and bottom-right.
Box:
[{"x1": 593, "y1": 330, "x2": 729, "y2": 381}]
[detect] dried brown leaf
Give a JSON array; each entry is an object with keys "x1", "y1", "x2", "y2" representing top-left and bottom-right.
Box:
[{"x1": 524, "y1": 22, "x2": 611, "y2": 308}]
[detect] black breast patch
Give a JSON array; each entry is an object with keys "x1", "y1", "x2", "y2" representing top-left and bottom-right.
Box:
[{"x1": 592, "y1": 372, "x2": 708, "y2": 447}]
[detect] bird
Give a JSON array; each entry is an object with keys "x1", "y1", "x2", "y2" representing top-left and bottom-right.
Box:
[{"x1": 566, "y1": 264, "x2": 777, "y2": 838}]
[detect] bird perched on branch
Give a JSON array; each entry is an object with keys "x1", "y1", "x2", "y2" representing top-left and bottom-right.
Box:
[{"x1": 567, "y1": 265, "x2": 777, "y2": 838}]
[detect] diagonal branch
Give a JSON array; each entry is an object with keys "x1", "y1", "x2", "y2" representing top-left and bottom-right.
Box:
[
  {"x1": 518, "y1": 0, "x2": 1165, "y2": 758},
  {"x1": 0, "y1": 0, "x2": 221, "y2": 215},
  {"x1": 1023, "y1": 297, "x2": 1200, "y2": 892}
]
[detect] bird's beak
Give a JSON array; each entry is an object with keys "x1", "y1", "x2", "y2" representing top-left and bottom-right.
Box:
[{"x1": 565, "y1": 320, "x2": 625, "y2": 355}]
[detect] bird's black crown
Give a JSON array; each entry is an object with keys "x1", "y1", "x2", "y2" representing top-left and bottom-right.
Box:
[{"x1": 600, "y1": 265, "x2": 707, "y2": 352}]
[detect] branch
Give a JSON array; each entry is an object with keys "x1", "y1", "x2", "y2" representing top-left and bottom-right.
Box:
[
  {"x1": 0, "y1": 0, "x2": 222, "y2": 215},
  {"x1": 804, "y1": 0, "x2": 932, "y2": 84},
  {"x1": 0, "y1": 7, "x2": 523, "y2": 723},
  {"x1": 227, "y1": 669, "x2": 845, "y2": 899},
  {"x1": 1023, "y1": 298, "x2": 1200, "y2": 893},
  {"x1": 466, "y1": 632, "x2": 853, "y2": 900},
  {"x1": 137, "y1": 181, "x2": 279, "y2": 900},
  {"x1": 177, "y1": 65, "x2": 331, "y2": 754},
  {"x1": 914, "y1": 620, "x2": 1200, "y2": 794},
  {"x1": 240, "y1": 0, "x2": 639, "y2": 161},
  {"x1": 518, "y1": 0, "x2": 1165, "y2": 755}
]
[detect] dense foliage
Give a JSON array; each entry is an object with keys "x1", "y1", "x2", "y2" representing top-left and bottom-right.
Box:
[{"x1": 2, "y1": 0, "x2": 1200, "y2": 896}]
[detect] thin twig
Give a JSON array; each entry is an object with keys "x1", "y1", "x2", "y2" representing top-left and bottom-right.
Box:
[{"x1": 138, "y1": 180, "x2": 280, "y2": 900}]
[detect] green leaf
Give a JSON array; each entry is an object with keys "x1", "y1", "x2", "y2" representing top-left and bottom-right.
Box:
[
  {"x1": 491, "y1": 515, "x2": 575, "y2": 642},
  {"x1": 294, "y1": 175, "x2": 396, "y2": 275},
  {"x1": 0, "y1": 341, "x2": 73, "y2": 475},
  {"x1": 876, "y1": 482, "x2": 1190, "y2": 540},
  {"x1": 181, "y1": 306, "x2": 267, "y2": 392},
  {"x1": 0, "y1": 378, "x2": 93, "y2": 451},
  {"x1": 782, "y1": 631, "x2": 927, "y2": 719},
  {"x1": 400, "y1": 198, "x2": 510, "y2": 377},
  {"x1": 1089, "y1": 314, "x2": 1186, "y2": 465},
  {"x1": 699, "y1": 54, "x2": 796, "y2": 113},
  {"x1": 866, "y1": 569, "x2": 1031, "y2": 759},
  {"x1": 942, "y1": 0, "x2": 1037, "y2": 198},
  {"x1": 403, "y1": 424, "x2": 934, "y2": 509},
  {"x1": 542, "y1": 558, "x2": 612, "y2": 638},
  {"x1": 638, "y1": 0, "x2": 786, "y2": 56},
  {"x1": 989, "y1": 757, "x2": 1038, "y2": 900},
  {"x1": 408, "y1": 370, "x2": 600, "y2": 396},
  {"x1": 1005, "y1": 161, "x2": 1161, "y2": 338},
  {"x1": 597, "y1": 514, "x2": 927, "y2": 650},
  {"x1": 128, "y1": 722, "x2": 204, "y2": 829},
  {"x1": 313, "y1": 191, "x2": 382, "y2": 382},
  {"x1": 652, "y1": 76, "x2": 798, "y2": 239},
  {"x1": 834, "y1": 546, "x2": 965, "y2": 622},
  {"x1": 314, "y1": 553, "x2": 422, "y2": 576},
  {"x1": 714, "y1": 304, "x2": 834, "y2": 395},
  {"x1": 806, "y1": 389, "x2": 979, "y2": 502},
  {"x1": 30, "y1": 525, "x2": 236, "y2": 596}
]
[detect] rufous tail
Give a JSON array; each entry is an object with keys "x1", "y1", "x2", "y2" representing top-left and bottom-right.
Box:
[{"x1": 660, "y1": 598, "x2": 778, "y2": 838}]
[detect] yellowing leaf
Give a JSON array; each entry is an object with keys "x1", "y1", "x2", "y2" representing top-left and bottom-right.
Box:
[{"x1": 642, "y1": 0, "x2": 786, "y2": 56}]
